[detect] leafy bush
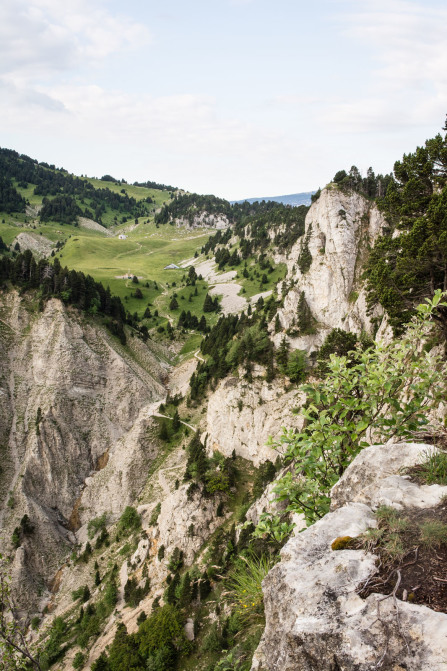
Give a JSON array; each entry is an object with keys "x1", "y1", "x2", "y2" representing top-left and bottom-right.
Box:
[
  {"x1": 269, "y1": 291, "x2": 447, "y2": 526},
  {"x1": 117, "y1": 506, "x2": 141, "y2": 534},
  {"x1": 88, "y1": 513, "x2": 108, "y2": 539}
]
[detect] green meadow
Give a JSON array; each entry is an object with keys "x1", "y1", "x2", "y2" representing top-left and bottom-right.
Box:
[
  {"x1": 54, "y1": 222, "x2": 212, "y2": 318},
  {"x1": 83, "y1": 177, "x2": 171, "y2": 209}
]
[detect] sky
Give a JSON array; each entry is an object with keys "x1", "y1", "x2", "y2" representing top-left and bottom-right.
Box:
[{"x1": 1, "y1": 0, "x2": 447, "y2": 200}]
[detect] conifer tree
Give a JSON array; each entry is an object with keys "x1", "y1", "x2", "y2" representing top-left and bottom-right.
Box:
[
  {"x1": 297, "y1": 291, "x2": 314, "y2": 334},
  {"x1": 274, "y1": 313, "x2": 281, "y2": 333},
  {"x1": 276, "y1": 336, "x2": 289, "y2": 372}
]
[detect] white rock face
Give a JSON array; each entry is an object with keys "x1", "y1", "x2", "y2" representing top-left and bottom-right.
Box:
[
  {"x1": 255, "y1": 442, "x2": 447, "y2": 671},
  {"x1": 275, "y1": 187, "x2": 385, "y2": 350},
  {"x1": 0, "y1": 292, "x2": 166, "y2": 605},
  {"x1": 14, "y1": 232, "x2": 54, "y2": 257},
  {"x1": 79, "y1": 217, "x2": 113, "y2": 236},
  {"x1": 331, "y1": 442, "x2": 445, "y2": 510},
  {"x1": 154, "y1": 484, "x2": 223, "y2": 564},
  {"x1": 205, "y1": 375, "x2": 304, "y2": 466},
  {"x1": 174, "y1": 212, "x2": 230, "y2": 229}
]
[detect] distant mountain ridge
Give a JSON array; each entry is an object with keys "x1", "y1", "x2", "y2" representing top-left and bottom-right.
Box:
[{"x1": 231, "y1": 191, "x2": 316, "y2": 207}]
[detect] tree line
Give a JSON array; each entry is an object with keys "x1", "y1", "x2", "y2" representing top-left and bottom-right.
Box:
[
  {"x1": 0, "y1": 148, "x2": 154, "y2": 225},
  {"x1": 365, "y1": 119, "x2": 447, "y2": 335},
  {"x1": 0, "y1": 250, "x2": 128, "y2": 344}
]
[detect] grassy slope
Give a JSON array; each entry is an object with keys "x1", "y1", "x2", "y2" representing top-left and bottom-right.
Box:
[
  {"x1": 55, "y1": 222, "x2": 212, "y2": 318},
  {"x1": 0, "y1": 172, "x2": 173, "y2": 245},
  {"x1": 236, "y1": 257, "x2": 287, "y2": 299},
  {"x1": 84, "y1": 177, "x2": 170, "y2": 209}
]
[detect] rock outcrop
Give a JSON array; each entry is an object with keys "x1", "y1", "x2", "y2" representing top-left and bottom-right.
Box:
[
  {"x1": 205, "y1": 373, "x2": 304, "y2": 466},
  {"x1": 13, "y1": 231, "x2": 54, "y2": 257},
  {"x1": 274, "y1": 187, "x2": 385, "y2": 350},
  {"x1": 0, "y1": 291, "x2": 166, "y2": 606},
  {"x1": 174, "y1": 212, "x2": 230, "y2": 229},
  {"x1": 254, "y1": 442, "x2": 447, "y2": 670}
]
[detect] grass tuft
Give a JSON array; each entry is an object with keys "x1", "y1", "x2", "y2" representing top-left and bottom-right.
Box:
[{"x1": 419, "y1": 520, "x2": 447, "y2": 548}]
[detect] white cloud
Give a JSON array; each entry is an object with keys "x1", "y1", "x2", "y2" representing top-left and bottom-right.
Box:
[
  {"x1": 0, "y1": 0, "x2": 150, "y2": 83},
  {"x1": 323, "y1": 0, "x2": 447, "y2": 132},
  {"x1": 0, "y1": 78, "x2": 307, "y2": 198}
]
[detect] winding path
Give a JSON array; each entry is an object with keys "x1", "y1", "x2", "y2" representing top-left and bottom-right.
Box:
[
  {"x1": 151, "y1": 412, "x2": 195, "y2": 432},
  {"x1": 158, "y1": 463, "x2": 185, "y2": 496}
]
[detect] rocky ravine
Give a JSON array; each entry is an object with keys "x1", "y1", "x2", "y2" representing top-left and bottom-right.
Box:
[
  {"x1": 0, "y1": 291, "x2": 166, "y2": 608},
  {"x1": 253, "y1": 442, "x2": 447, "y2": 671},
  {"x1": 274, "y1": 187, "x2": 386, "y2": 350}
]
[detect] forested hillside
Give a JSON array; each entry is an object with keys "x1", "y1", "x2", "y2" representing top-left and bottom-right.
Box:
[{"x1": 0, "y1": 148, "x2": 172, "y2": 227}]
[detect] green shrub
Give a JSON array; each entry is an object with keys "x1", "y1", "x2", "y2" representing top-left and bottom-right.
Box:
[
  {"x1": 419, "y1": 520, "x2": 447, "y2": 548},
  {"x1": 252, "y1": 461, "x2": 276, "y2": 499},
  {"x1": 150, "y1": 503, "x2": 161, "y2": 526},
  {"x1": 269, "y1": 291, "x2": 447, "y2": 525},
  {"x1": 124, "y1": 577, "x2": 150, "y2": 608},
  {"x1": 72, "y1": 585, "x2": 90, "y2": 602},
  {"x1": 88, "y1": 513, "x2": 108, "y2": 539},
  {"x1": 73, "y1": 651, "x2": 85, "y2": 669},
  {"x1": 203, "y1": 622, "x2": 224, "y2": 653},
  {"x1": 138, "y1": 604, "x2": 191, "y2": 659},
  {"x1": 167, "y1": 547, "x2": 184, "y2": 573},
  {"x1": 117, "y1": 506, "x2": 141, "y2": 534},
  {"x1": 286, "y1": 349, "x2": 307, "y2": 383}
]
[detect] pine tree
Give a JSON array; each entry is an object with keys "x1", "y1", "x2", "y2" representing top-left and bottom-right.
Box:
[
  {"x1": 165, "y1": 572, "x2": 180, "y2": 605},
  {"x1": 274, "y1": 313, "x2": 281, "y2": 333},
  {"x1": 298, "y1": 225, "x2": 312, "y2": 273},
  {"x1": 203, "y1": 293, "x2": 213, "y2": 312},
  {"x1": 297, "y1": 292, "x2": 315, "y2": 334},
  {"x1": 276, "y1": 336, "x2": 289, "y2": 372},
  {"x1": 172, "y1": 409, "x2": 181, "y2": 432},
  {"x1": 179, "y1": 572, "x2": 192, "y2": 608},
  {"x1": 199, "y1": 571, "x2": 211, "y2": 601}
]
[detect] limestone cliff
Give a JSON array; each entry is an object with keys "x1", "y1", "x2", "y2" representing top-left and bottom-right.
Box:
[
  {"x1": 274, "y1": 187, "x2": 385, "y2": 350},
  {"x1": 0, "y1": 290, "x2": 166, "y2": 607},
  {"x1": 205, "y1": 371, "x2": 304, "y2": 466},
  {"x1": 174, "y1": 212, "x2": 230, "y2": 230},
  {"x1": 253, "y1": 443, "x2": 447, "y2": 671}
]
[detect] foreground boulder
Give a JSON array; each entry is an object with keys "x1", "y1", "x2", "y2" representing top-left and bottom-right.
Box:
[{"x1": 253, "y1": 442, "x2": 447, "y2": 670}]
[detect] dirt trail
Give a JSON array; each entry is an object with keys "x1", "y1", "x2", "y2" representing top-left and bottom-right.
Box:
[
  {"x1": 115, "y1": 241, "x2": 143, "y2": 260},
  {"x1": 154, "y1": 284, "x2": 174, "y2": 325},
  {"x1": 180, "y1": 256, "x2": 248, "y2": 315},
  {"x1": 151, "y1": 412, "x2": 195, "y2": 432},
  {"x1": 158, "y1": 463, "x2": 184, "y2": 496}
]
